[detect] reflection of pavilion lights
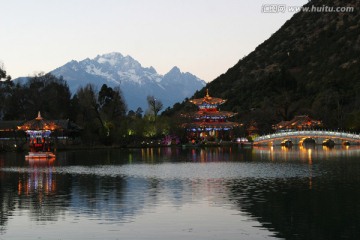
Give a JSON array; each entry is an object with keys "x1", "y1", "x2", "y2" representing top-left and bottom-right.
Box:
[
  {"x1": 18, "y1": 168, "x2": 56, "y2": 197},
  {"x1": 200, "y1": 149, "x2": 206, "y2": 162},
  {"x1": 18, "y1": 180, "x2": 22, "y2": 195},
  {"x1": 141, "y1": 148, "x2": 155, "y2": 162}
]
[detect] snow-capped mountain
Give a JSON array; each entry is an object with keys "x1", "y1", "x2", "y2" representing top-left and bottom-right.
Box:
[{"x1": 50, "y1": 52, "x2": 206, "y2": 111}]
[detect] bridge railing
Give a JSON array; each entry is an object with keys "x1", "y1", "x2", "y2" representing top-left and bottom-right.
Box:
[{"x1": 254, "y1": 130, "x2": 360, "y2": 142}]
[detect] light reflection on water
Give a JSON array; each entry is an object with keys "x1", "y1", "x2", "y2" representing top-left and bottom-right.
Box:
[{"x1": 1, "y1": 145, "x2": 360, "y2": 239}]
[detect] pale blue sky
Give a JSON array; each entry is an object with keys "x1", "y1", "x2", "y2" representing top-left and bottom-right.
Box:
[{"x1": 1, "y1": 0, "x2": 308, "y2": 82}]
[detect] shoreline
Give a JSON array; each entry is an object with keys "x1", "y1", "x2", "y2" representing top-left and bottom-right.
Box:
[{"x1": 0, "y1": 141, "x2": 251, "y2": 153}]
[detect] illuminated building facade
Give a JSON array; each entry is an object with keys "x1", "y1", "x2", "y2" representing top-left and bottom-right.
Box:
[
  {"x1": 182, "y1": 90, "x2": 239, "y2": 141},
  {"x1": 17, "y1": 111, "x2": 59, "y2": 153},
  {"x1": 273, "y1": 115, "x2": 322, "y2": 132}
]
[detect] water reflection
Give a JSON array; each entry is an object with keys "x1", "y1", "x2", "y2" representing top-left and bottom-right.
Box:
[
  {"x1": 227, "y1": 176, "x2": 360, "y2": 240},
  {"x1": 139, "y1": 146, "x2": 242, "y2": 163},
  {"x1": 1, "y1": 146, "x2": 360, "y2": 239},
  {"x1": 253, "y1": 145, "x2": 360, "y2": 163},
  {"x1": 18, "y1": 158, "x2": 57, "y2": 196}
]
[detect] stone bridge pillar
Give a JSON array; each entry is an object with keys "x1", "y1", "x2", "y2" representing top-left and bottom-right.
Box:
[
  {"x1": 292, "y1": 138, "x2": 300, "y2": 145},
  {"x1": 317, "y1": 137, "x2": 325, "y2": 144}
]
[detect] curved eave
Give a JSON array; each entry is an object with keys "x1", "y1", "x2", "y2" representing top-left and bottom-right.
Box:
[
  {"x1": 190, "y1": 97, "x2": 226, "y2": 106},
  {"x1": 182, "y1": 121, "x2": 240, "y2": 129},
  {"x1": 181, "y1": 111, "x2": 237, "y2": 118},
  {"x1": 18, "y1": 119, "x2": 61, "y2": 131}
]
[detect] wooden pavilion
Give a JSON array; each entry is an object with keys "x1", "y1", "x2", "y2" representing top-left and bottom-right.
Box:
[{"x1": 17, "y1": 111, "x2": 60, "y2": 158}]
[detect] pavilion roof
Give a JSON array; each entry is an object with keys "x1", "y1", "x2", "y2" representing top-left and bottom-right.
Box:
[
  {"x1": 182, "y1": 121, "x2": 240, "y2": 129},
  {"x1": 189, "y1": 89, "x2": 226, "y2": 106},
  {"x1": 273, "y1": 115, "x2": 322, "y2": 130},
  {"x1": 17, "y1": 112, "x2": 61, "y2": 131},
  {"x1": 181, "y1": 110, "x2": 237, "y2": 119}
]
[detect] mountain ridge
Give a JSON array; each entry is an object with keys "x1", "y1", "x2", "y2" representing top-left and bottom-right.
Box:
[
  {"x1": 164, "y1": 0, "x2": 360, "y2": 132},
  {"x1": 45, "y1": 52, "x2": 206, "y2": 111}
]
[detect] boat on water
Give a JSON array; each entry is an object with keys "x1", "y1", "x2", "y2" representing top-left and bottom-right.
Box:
[{"x1": 25, "y1": 151, "x2": 55, "y2": 160}]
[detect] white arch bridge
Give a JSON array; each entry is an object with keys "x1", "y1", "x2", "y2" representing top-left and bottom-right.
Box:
[{"x1": 253, "y1": 130, "x2": 360, "y2": 146}]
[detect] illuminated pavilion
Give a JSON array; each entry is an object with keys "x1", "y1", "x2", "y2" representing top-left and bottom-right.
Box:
[
  {"x1": 17, "y1": 111, "x2": 60, "y2": 153},
  {"x1": 182, "y1": 90, "x2": 239, "y2": 141},
  {"x1": 272, "y1": 115, "x2": 322, "y2": 131}
]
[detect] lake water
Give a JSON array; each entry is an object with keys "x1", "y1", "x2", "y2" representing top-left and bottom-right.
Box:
[{"x1": 1, "y1": 145, "x2": 360, "y2": 240}]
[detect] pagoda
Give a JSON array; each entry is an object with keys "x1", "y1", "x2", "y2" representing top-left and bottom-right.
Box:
[
  {"x1": 272, "y1": 115, "x2": 322, "y2": 132},
  {"x1": 182, "y1": 90, "x2": 239, "y2": 141},
  {"x1": 17, "y1": 111, "x2": 60, "y2": 159}
]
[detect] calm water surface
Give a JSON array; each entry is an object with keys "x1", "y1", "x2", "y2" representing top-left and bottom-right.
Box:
[{"x1": 1, "y1": 145, "x2": 360, "y2": 240}]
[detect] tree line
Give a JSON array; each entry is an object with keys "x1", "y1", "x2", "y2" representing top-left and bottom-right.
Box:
[{"x1": 0, "y1": 69, "x2": 179, "y2": 146}]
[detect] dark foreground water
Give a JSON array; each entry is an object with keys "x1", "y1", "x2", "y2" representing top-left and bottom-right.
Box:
[{"x1": 1, "y1": 145, "x2": 360, "y2": 240}]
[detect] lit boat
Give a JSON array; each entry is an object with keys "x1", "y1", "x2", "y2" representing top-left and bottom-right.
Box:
[{"x1": 25, "y1": 151, "x2": 56, "y2": 160}]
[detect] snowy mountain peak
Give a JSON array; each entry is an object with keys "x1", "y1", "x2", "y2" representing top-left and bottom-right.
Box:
[
  {"x1": 50, "y1": 52, "x2": 206, "y2": 111},
  {"x1": 94, "y1": 52, "x2": 123, "y2": 66},
  {"x1": 148, "y1": 66, "x2": 157, "y2": 74},
  {"x1": 122, "y1": 55, "x2": 142, "y2": 69},
  {"x1": 165, "y1": 66, "x2": 203, "y2": 83},
  {"x1": 169, "y1": 66, "x2": 181, "y2": 73}
]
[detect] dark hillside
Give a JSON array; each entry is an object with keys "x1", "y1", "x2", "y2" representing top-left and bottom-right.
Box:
[{"x1": 164, "y1": 0, "x2": 360, "y2": 133}]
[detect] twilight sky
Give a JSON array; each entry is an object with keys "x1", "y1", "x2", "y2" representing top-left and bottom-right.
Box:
[{"x1": 1, "y1": 0, "x2": 308, "y2": 82}]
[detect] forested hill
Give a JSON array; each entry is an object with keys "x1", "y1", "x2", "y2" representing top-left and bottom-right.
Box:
[{"x1": 164, "y1": 0, "x2": 360, "y2": 133}]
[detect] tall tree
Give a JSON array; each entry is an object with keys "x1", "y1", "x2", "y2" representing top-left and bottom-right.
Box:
[
  {"x1": 0, "y1": 63, "x2": 11, "y2": 81},
  {"x1": 146, "y1": 95, "x2": 163, "y2": 120},
  {"x1": 75, "y1": 84, "x2": 127, "y2": 145},
  {"x1": 98, "y1": 84, "x2": 127, "y2": 121},
  {"x1": 135, "y1": 107, "x2": 143, "y2": 118},
  {"x1": 145, "y1": 96, "x2": 164, "y2": 136},
  {"x1": 2, "y1": 83, "x2": 26, "y2": 120},
  {"x1": 0, "y1": 64, "x2": 12, "y2": 119},
  {"x1": 98, "y1": 84, "x2": 127, "y2": 139},
  {"x1": 76, "y1": 84, "x2": 101, "y2": 125},
  {"x1": 75, "y1": 84, "x2": 102, "y2": 144}
]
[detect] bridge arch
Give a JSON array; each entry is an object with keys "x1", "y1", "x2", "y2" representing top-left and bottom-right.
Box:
[
  {"x1": 322, "y1": 139, "x2": 335, "y2": 146},
  {"x1": 281, "y1": 139, "x2": 293, "y2": 147},
  {"x1": 299, "y1": 137, "x2": 316, "y2": 146}
]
